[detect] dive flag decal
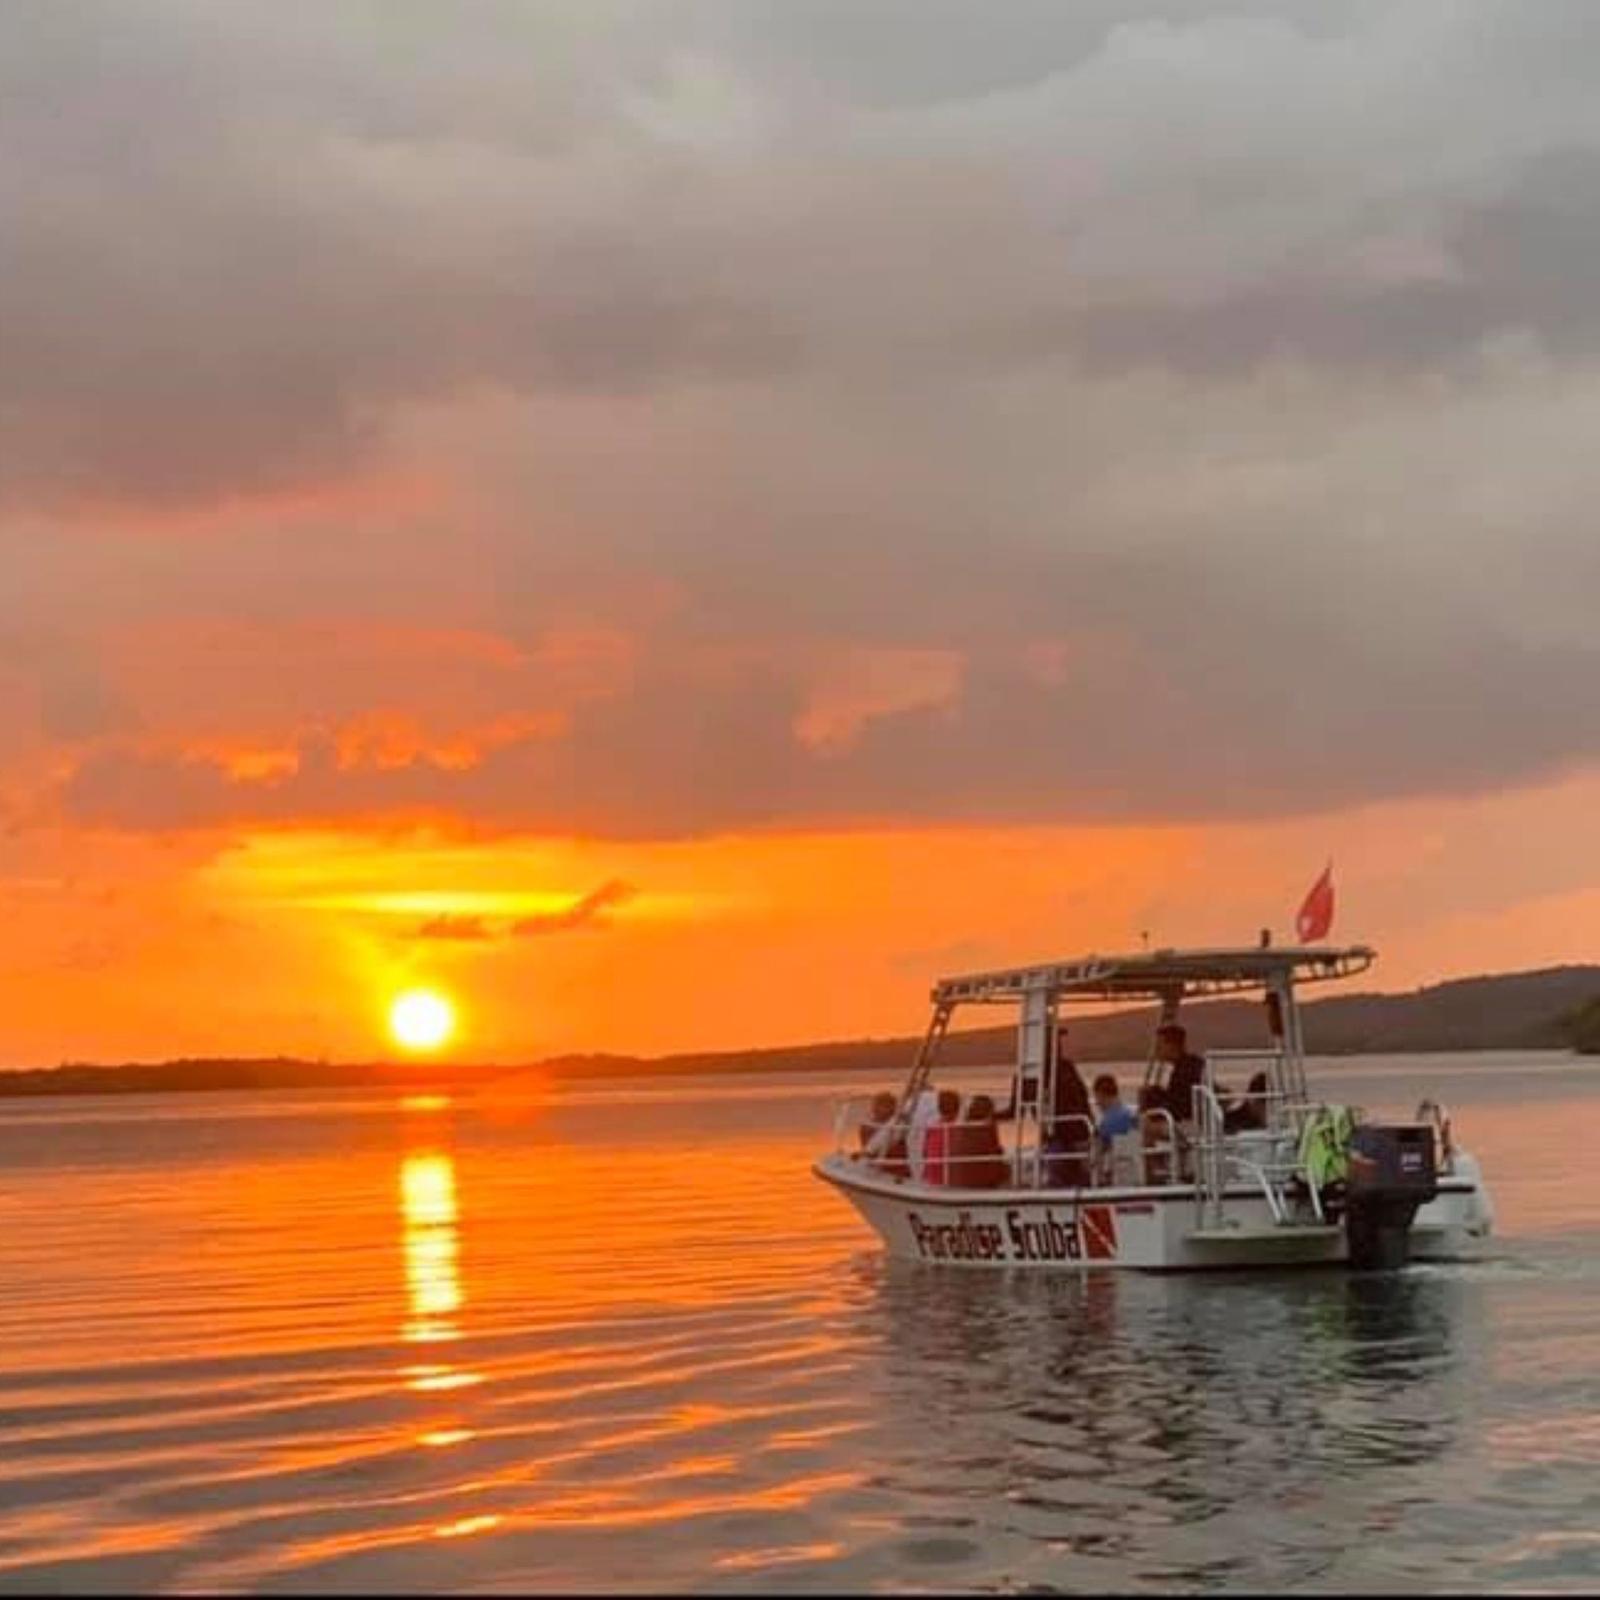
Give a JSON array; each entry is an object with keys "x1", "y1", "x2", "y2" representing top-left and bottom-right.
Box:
[{"x1": 1081, "y1": 1204, "x2": 1118, "y2": 1261}]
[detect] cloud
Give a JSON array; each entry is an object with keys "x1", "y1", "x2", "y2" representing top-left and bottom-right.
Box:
[
  {"x1": 6, "y1": 2, "x2": 1600, "y2": 840},
  {"x1": 510, "y1": 879, "x2": 637, "y2": 936},
  {"x1": 415, "y1": 914, "x2": 496, "y2": 942},
  {"x1": 412, "y1": 881, "x2": 637, "y2": 941},
  {"x1": 8, "y1": 3, "x2": 1600, "y2": 503}
]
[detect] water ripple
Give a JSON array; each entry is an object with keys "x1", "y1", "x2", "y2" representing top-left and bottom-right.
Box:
[{"x1": 0, "y1": 1069, "x2": 1596, "y2": 1592}]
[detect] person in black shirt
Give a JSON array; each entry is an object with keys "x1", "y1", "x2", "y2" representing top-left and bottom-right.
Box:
[
  {"x1": 1156, "y1": 1022, "x2": 1207, "y2": 1124},
  {"x1": 999, "y1": 1025, "x2": 1092, "y2": 1186},
  {"x1": 1046, "y1": 1050, "x2": 1093, "y2": 1186},
  {"x1": 1223, "y1": 1071, "x2": 1270, "y2": 1133}
]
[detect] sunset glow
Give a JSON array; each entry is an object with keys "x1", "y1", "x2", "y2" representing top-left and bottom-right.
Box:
[
  {"x1": 7, "y1": 7, "x2": 1600, "y2": 1592},
  {"x1": 0, "y1": 4, "x2": 1596, "y2": 1078}
]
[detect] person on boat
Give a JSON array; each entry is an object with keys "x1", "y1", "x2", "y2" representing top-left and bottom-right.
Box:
[
  {"x1": 1155, "y1": 1023, "x2": 1208, "y2": 1124},
  {"x1": 1223, "y1": 1071, "x2": 1270, "y2": 1133},
  {"x1": 859, "y1": 1091, "x2": 896, "y2": 1151},
  {"x1": 1090, "y1": 1073, "x2": 1137, "y2": 1185},
  {"x1": 947, "y1": 1094, "x2": 1009, "y2": 1189},
  {"x1": 906, "y1": 1087, "x2": 943, "y2": 1182},
  {"x1": 1044, "y1": 1052, "x2": 1093, "y2": 1187},
  {"x1": 858, "y1": 1090, "x2": 910, "y2": 1176},
  {"x1": 1092, "y1": 1073, "x2": 1137, "y2": 1142},
  {"x1": 922, "y1": 1088, "x2": 963, "y2": 1186},
  {"x1": 997, "y1": 1025, "x2": 1092, "y2": 1187}
]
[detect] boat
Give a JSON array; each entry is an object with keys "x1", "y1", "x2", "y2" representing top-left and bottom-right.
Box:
[{"x1": 814, "y1": 943, "x2": 1495, "y2": 1272}]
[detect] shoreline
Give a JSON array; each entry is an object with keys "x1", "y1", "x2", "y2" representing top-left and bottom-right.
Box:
[{"x1": 5, "y1": 961, "x2": 1595, "y2": 1098}]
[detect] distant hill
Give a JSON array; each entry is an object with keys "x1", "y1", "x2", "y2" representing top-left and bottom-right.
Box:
[
  {"x1": 1567, "y1": 996, "x2": 1600, "y2": 1055},
  {"x1": 3, "y1": 963, "x2": 1598, "y2": 1096},
  {"x1": 539, "y1": 962, "x2": 1600, "y2": 1079}
]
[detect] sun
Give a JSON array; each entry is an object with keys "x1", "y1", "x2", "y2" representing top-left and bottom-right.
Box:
[{"x1": 389, "y1": 988, "x2": 457, "y2": 1054}]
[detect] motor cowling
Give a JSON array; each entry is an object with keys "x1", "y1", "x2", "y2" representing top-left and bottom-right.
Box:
[{"x1": 1344, "y1": 1123, "x2": 1439, "y2": 1271}]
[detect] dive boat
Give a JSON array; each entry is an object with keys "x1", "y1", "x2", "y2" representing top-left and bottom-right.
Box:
[{"x1": 814, "y1": 944, "x2": 1494, "y2": 1272}]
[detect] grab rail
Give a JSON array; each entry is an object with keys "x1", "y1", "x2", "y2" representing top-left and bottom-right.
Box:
[
  {"x1": 1192, "y1": 1084, "x2": 1228, "y2": 1227},
  {"x1": 838, "y1": 1094, "x2": 1195, "y2": 1192},
  {"x1": 1139, "y1": 1107, "x2": 1179, "y2": 1187},
  {"x1": 1032, "y1": 1112, "x2": 1097, "y2": 1190}
]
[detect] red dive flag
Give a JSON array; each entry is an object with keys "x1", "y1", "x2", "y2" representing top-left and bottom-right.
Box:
[{"x1": 1296, "y1": 863, "x2": 1335, "y2": 943}]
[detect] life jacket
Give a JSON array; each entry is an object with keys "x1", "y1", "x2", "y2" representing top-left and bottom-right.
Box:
[{"x1": 1298, "y1": 1104, "x2": 1355, "y2": 1189}]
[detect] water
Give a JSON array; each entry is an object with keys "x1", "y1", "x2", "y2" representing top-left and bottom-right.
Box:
[{"x1": 0, "y1": 1052, "x2": 1597, "y2": 1593}]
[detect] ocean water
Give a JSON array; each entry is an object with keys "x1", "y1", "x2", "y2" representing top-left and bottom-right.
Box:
[{"x1": 0, "y1": 1051, "x2": 1597, "y2": 1594}]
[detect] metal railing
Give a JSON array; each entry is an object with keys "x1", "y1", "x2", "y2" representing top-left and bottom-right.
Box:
[
  {"x1": 1137, "y1": 1107, "x2": 1180, "y2": 1188},
  {"x1": 836, "y1": 1094, "x2": 1186, "y2": 1192},
  {"x1": 1189, "y1": 1084, "x2": 1331, "y2": 1228},
  {"x1": 1203, "y1": 1048, "x2": 1295, "y2": 1131},
  {"x1": 1193, "y1": 1085, "x2": 1228, "y2": 1228},
  {"x1": 1031, "y1": 1112, "x2": 1097, "y2": 1190}
]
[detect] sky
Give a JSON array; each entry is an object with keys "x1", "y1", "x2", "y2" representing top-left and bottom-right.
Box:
[{"x1": 3, "y1": 0, "x2": 1600, "y2": 1066}]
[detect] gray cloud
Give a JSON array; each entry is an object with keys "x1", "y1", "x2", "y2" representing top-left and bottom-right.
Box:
[
  {"x1": 6, "y1": 2, "x2": 1600, "y2": 836},
  {"x1": 8, "y1": 2, "x2": 1600, "y2": 501}
]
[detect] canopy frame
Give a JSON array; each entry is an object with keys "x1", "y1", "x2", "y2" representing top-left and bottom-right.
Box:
[{"x1": 894, "y1": 944, "x2": 1375, "y2": 1188}]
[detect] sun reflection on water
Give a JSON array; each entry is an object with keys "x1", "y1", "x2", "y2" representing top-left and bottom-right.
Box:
[
  {"x1": 401, "y1": 1152, "x2": 461, "y2": 1338},
  {"x1": 399, "y1": 1149, "x2": 481, "y2": 1420}
]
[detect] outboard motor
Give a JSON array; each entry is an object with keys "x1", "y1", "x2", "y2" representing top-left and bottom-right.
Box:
[{"x1": 1343, "y1": 1123, "x2": 1438, "y2": 1271}]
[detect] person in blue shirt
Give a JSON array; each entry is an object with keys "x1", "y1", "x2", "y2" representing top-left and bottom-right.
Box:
[{"x1": 1092, "y1": 1073, "x2": 1138, "y2": 1143}]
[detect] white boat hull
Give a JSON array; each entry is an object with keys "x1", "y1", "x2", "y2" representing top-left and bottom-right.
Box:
[{"x1": 814, "y1": 1152, "x2": 1494, "y2": 1272}]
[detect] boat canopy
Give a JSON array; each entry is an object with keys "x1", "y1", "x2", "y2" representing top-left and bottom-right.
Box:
[{"x1": 931, "y1": 944, "x2": 1375, "y2": 1007}]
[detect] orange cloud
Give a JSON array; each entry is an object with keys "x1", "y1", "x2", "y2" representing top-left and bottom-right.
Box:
[
  {"x1": 336, "y1": 711, "x2": 567, "y2": 774},
  {"x1": 414, "y1": 914, "x2": 497, "y2": 942},
  {"x1": 510, "y1": 879, "x2": 637, "y2": 936},
  {"x1": 2, "y1": 771, "x2": 1600, "y2": 1067},
  {"x1": 413, "y1": 880, "x2": 637, "y2": 942}
]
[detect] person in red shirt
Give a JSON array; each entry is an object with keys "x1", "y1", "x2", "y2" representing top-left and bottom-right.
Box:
[
  {"x1": 922, "y1": 1088, "x2": 962, "y2": 1185},
  {"x1": 948, "y1": 1094, "x2": 1009, "y2": 1189}
]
